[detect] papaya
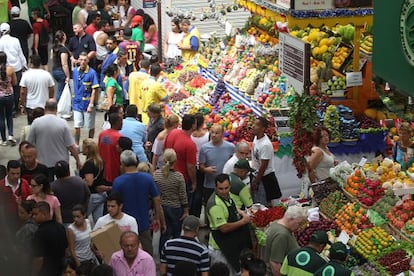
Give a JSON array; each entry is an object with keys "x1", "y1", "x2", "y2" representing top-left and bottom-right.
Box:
[{"x1": 364, "y1": 108, "x2": 377, "y2": 120}]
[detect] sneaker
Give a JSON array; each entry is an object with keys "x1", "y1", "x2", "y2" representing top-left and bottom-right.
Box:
[
  {"x1": 8, "y1": 136, "x2": 16, "y2": 146},
  {"x1": 1, "y1": 141, "x2": 7, "y2": 146}
]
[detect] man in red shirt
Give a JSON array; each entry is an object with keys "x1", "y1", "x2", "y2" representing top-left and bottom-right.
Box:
[
  {"x1": 99, "y1": 113, "x2": 123, "y2": 183},
  {"x1": 0, "y1": 160, "x2": 31, "y2": 227},
  {"x1": 164, "y1": 114, "x2": 197, "y2": 204},
  {"x1": 85, "y1": 11, "x2": 101, "y2": 36}
]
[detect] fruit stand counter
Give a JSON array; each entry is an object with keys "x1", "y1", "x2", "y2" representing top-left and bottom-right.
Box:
[{"x1": 238, "y1": 0, "x2": 373, "y2": 29}]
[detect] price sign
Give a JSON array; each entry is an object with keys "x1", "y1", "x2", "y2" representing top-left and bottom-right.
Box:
[
  {"x1": 346, "y1": 72, "x2": 363, "y2": 87},
  {"x1": 278, "y1": 33, "x2": 311, "y2": 94},
  {"x1": 143, "y1": 0, "x2": 156, "y2": 8}
]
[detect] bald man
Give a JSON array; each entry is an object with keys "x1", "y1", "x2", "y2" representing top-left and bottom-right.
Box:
[
  {"x1": 199, "y1": 124, "x2": 235, "y2": 201},
  {"x1": 223, "y1": 141, "x2": 251, "y2": 185},
  {"x1": 27, "y1": 99, "x2": 81, "y2": 181}
]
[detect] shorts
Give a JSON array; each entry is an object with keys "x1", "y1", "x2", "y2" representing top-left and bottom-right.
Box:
[
  {"x1": 34, "y1": 45, "x2": 49, "y2": 65},
  {"x1": 262, "y1": 172, "x2": 282, "y2": 201},
  {"x1": 74, "y1": 109, "x2": 96, "y2": 129}
]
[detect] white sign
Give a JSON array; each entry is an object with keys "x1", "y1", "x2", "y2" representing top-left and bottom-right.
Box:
[
  {"x1": 294, "y1": 0, "x2": 333, "y2": 10},
  {"x1": 278, "y1": 32, "x2": 310, "y2": 94},
  {"x1": 346, "y1": 72, "x2": 363, "y2": 87},
  {"x1": 277, "y1": 0, "x2": 291, "y2": 9},
  {"x1": 337, "y1": 230, "x2": 350, "y2": 245}
]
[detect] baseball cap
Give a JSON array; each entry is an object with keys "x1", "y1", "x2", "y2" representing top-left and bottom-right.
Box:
[
  {"x1": 131, "y1": 15, "x2": 143, "y2": 28},
  {"x1": 123, "y1": 28, "x2": 132, "y2": 38},
  {"x1": 182, "y1": 215, "x2": 200, "y2": 232},
  {"x1": 234, "y1": 159, "x2": 254, "y2": 172},
  {"x1": 10, "y1": 6, "x2": 20, "y2": 15},
  {"x1": 329, "y1": 242, "x2": 348, "y2": 260},
  {"x1": 0, "y1": 23, "x2": 10, "y2": 34},
  {"x1": 310, "y1": 230, "x2": 330, "y2": 244}
]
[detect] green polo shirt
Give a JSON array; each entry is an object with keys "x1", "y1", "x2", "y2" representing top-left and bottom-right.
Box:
[
  {"x1": 206, "y1": 193, "x2": 232, "y2": 250},
  {"x1": 265, "y1": 222, "x2": 299, "y2": 264},
  {"x1": 229, "y1": 173, "x2": 253, "y2": 210},
  {"x1": 280, "y1": 246, "x2": 327, "y2": 276}
]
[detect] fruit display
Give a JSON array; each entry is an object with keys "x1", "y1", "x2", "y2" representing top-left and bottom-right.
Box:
[
  {"x1": 332, "y1": 44, "x2": 352, "y2": 70},
  {"x1": 351, "y1": 262, "x2": 381, "y2": 276},
  {"x1": 208, "y1": 79, "x2": 227, "y2": 106},
  {"x1": 370, "y1": 190, "x2": 399, "y2": 219},
  {"x1": 404, "y1": 219, "x2": 414, "y2": 241},
  {"x1": 250, "y1": 206, "x2": 286, "y2": 228},
  {"x1": 357, "y1": 178, "x2": 384, "y2": 207},
  {"x1": 319, "y1": 190, "x2": 348, "y2": 219},
  {"x1": 335, "y1": 24, "x2": 355, "y2": 44},
  {"x1": 353, "y1": 226, "x2": 395, "y2": 259},
  {"x1": 338, "y1": 105, "x2": 360, "y2": 141},
  {"x1": 170, "y1": 96, "x2": 207, "y2": 117},
  {"x1": 360, "y1": 34, "x2": 373, "y2": 55},
  {"x1": 323, "y1": 105, "x2": 341, "y2": 143},
  {"x1": 294, "y1": 219, "x2": 339, "y2": 247},
  {"x1": 335, "y1": 202, "x2": 372, "y2": 235},
  {"x1": 310, "y1": 178, "x2": 341, "y2": 206},
  {"x1": 169, "y1": 90, "x2": 188, "y2": 102},
  {"x1": 344, "y1": 169, "x2": 365, "y2": 197},
  {"x1": 288, "y1": 92, "x2": 319, "y2": 177},
  {"x1": 324, "y1": 76, "x2": 347, "y2": 96},
  {"x1": 358, "y1": 115, "x2": 382, "y2": 129},
  {"x1": 387, "y1": 199, "x2": 414, "y2": 229},
  {"x1": 377, "y1": 249, "x2": 411, "y2": 275}
]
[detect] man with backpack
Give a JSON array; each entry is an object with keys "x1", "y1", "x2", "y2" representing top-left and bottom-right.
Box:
[{"x1": 31, "y1": 8, "x2": 49, "y2": 71}]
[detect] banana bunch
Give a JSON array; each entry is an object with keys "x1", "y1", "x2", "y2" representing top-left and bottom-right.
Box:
[{"x1": 360, "y1": 35, "x2": 373, "y2": 55}]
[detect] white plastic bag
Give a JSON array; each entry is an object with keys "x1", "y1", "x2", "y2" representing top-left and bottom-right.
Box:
[{"x1": 57, "y1": 83, "x2": 72, "y2": 119}]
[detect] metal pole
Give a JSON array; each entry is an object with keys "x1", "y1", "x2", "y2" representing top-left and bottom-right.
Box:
[{"x1": 157, "y1": 0, "x2": 163, "y2": 61}]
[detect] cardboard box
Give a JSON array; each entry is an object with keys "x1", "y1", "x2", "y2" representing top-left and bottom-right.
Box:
[{"x1": 91, "y1": 222, "x2": 122, "y2": 264}]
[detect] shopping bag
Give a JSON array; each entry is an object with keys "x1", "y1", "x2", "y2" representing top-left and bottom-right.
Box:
[
  {"x1": 97, "y1": 90, "x2": 111, "y2": 111},
  {"x1": 57, "y1": 83, "x2": 72, "y2": 119}
]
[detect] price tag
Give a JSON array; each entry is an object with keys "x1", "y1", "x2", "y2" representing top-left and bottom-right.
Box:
[
  {"x1": 358, "y1": 157, "x2": 367, "y2": 167},
  {"x1": 337, "y1": 230, "x2": 350, "y2": 244},
  {"x1": 219, "y1": 41, "x2": 226, "y2": 50},
  {"x1": 346, "y1": 72, "x2": 363, "y2": 87}
]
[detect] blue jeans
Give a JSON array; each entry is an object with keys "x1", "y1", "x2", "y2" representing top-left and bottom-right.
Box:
[
  {"x1": 0, "y1": 95, "x2": 14, "y2": 141},
  {"x1": 159, "y1": 205, "x2": 183, "y2": 253},
  {"x1": 52, "y1": 68, "x2": 66, "y2": 103},
  {"x1": 87, "y1": 193, "x2": 106, "y2": 223}
]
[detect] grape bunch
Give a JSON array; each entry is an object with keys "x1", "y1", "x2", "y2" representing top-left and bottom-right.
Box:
[{"x1": 209, "y1": 79, "x2": 227, "y2": 106}]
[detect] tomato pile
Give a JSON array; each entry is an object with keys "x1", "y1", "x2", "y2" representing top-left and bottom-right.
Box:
[{"x1": 251, "y1": 206, "x2": 286, "y2": 228}]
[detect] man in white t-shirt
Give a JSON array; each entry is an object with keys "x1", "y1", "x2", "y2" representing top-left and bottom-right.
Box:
[
  {"x1": 93, "y1": 192, "x2": 138, "y2": 234},
  {"x1": 223, "y1": 141, "x2": 251, "y2": 185},
  {"x1": 251, "y1": 117, "x2": 282, "y2": 206},
  {"x1": 19, "y1": 54, "x2": 55, "y2": 124}
]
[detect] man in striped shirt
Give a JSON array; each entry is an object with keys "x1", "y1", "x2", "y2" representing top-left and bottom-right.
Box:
[{"x1": 160, "y1": 215, "x2": 209, "y2": 276}]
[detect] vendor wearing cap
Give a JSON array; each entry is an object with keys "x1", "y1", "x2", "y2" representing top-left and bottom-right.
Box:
[
  {"x1": 314, "y1": 242, "x2": 355, "y2": 276},
  {"x1": 280, "y1": 230, "x2": 329, "y2": 276},
  {"x1": 207, "y1": 173, "x2": 252, "y2": 275},
  {"x1": 130, "y1": 15, "x2": 145, "y2": 53},
  {"x1": 229, "y1": 159, "x2": 254, "y2": 210}
]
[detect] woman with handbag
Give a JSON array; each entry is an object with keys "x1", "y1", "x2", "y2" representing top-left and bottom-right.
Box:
[
  {"x1": 103, "y1": 64, "x2": 123, "y2": 108},
  {"x1": 52, "y1": 30, "x2": 71, "y2": 103},
  {"x1": 80, "y1": 138, "x2": 111, "y2": 223}
]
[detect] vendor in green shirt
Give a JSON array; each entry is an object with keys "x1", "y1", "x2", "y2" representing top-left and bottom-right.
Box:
[
  {"x1": 314, "y1": 242, "x2": 355, "y2": 276},
  {"x1": 206, "y1": 173, "x2": 252, "y2": 274},
  {"x1": 130, "y1": 15, "x2": 145, "y2": 53},
  {"x1": 229, "y1": 159, "x2": 253, "y2": 210},
  {"x1": 280, "y1": 230, "x2": 328, "y2": 276}
]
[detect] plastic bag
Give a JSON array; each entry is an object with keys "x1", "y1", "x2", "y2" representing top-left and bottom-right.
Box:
[
  {"x1": 57, "y1": 83, "x2": 72, "y2": 119},
  {"x1": 97, "y1": 90, "x2": 111, "y2": 111}
]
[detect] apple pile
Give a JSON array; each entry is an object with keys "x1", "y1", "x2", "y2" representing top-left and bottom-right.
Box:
[
  {"x1": 357, "y1": 178, "x2": 384, "y2": 207},
  {"x1": 387, "y1": 199, "x2": 414, "y2": 229}
]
